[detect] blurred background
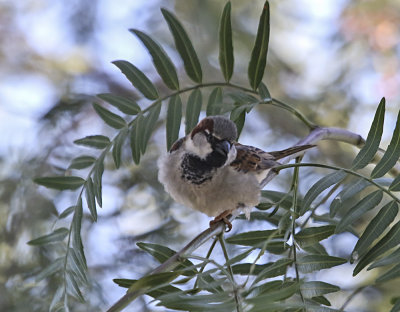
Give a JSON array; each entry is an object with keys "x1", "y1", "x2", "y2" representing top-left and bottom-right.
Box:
[{"x1": 1, "y1": 0, "x2": 399, "y2": 311}]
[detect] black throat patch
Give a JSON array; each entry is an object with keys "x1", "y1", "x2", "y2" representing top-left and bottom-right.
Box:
[{"x1": 181, "y1": 150, "x2": 227, "y2": 185}]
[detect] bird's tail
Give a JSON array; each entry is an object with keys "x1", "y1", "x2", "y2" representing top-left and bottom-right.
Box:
[{"x1": 268, "y1": 144, "x2": 315, "y2": 160}]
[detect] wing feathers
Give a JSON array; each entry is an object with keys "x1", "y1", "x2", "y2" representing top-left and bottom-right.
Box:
[{"x1": 230, "y1": 143, "x2": 314, "y2": 173}]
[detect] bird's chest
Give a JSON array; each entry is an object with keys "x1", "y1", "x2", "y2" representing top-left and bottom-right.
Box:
[{"x1": 180, "y1": 152, "x2": 226, "y2": 185}]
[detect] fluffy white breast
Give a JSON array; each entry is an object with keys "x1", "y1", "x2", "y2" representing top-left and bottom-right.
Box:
[{"x1": 158, "y1": 146, "x2": 261, "y2": 217}]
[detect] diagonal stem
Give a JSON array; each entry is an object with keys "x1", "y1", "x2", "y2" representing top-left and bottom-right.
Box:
[{"x1": 218, "y1": 233, "x2": 242, "y2": 312}]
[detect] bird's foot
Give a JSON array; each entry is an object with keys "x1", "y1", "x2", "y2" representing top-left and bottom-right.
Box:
[{"x1": 209, "y1": 210, "x2": 233, "y2": 232}]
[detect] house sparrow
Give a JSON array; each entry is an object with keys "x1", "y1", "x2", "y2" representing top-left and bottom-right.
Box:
[{"x1": 158, "y1": 116, "x2": 314, "y2": 230}]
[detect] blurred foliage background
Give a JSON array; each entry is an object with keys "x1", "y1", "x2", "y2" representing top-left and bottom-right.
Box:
[{"x1": 0, "y1": 0, "x2": 399, "y2": 311}]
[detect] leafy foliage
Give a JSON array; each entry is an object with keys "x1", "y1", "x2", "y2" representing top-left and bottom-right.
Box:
[{"x1": 30, "y1": 1, "x2": 400, "y2": 311}]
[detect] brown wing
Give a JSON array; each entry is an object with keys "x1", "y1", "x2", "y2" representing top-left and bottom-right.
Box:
[
  {"x1": 230, "y1": 143, "x2": 279, "y2": 173},
  {"x1": 230, "y1": 143, "x2": 315, "y2": 173},
  {"x1": 268, "y1": 144, "x2": 315, "y2": 160}
]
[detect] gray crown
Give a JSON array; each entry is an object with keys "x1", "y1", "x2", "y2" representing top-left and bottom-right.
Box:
[{"x1": 210, "y1": 116, "x2": 238, "y2": 141}]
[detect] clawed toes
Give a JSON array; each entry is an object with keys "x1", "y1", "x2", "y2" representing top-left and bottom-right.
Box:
[{"x1": 209, "y1": 217, "x2": 232, "y2": 232}]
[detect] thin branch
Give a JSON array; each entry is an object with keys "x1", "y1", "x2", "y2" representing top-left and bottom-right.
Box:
[
  {"x1": 131, "y1": 82, "x2": 317, "y2": 130},
  {"x1": 290, "y1": 158, "x2": 305, "y2": 306},
  {"x1": 339, "y1": 286, "x2": 366, "y2": 311},
  {"x1": 106, "y1": 220, "x2": 231, "y2": 312},
  {"x1": 218, "y1": 234, "x2": 242, "y2": 312},
  {"x1": 193, "y1": 236, "x2": 218, "y2": 290},
  {"x1": 300, "y1": 182, "x2": 341, "y2": 229}
]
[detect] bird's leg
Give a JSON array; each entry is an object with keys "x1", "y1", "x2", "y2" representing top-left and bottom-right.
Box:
[{"x1": 209, "y1": 209, "x2": 233, "y2": 232}]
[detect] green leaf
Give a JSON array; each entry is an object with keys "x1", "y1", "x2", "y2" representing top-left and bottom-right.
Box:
[
  {"x1": 128, "y1": 271, "x2": 180, "y2": 293},
  {"x1": 369, "y1": 247, "x2": 400, "y2": 269},
  {"x1": 93, "y1": 157, "x2": 104, "y2": 207},
  {"x1": 74, "y1": 135, "x2": 111, "y2": 149},
  {"x1": 157, "y1": 292, "x2": 235, "y2": 311},
  {"x1": 71, "y1": 199, "x2": 87, "y2": 270},
  {"x1": 295, "y1": 225, "x2": 336, "y2": 248},
  {"x1": 93, "y1": 103, "x2": 126, "y2": 129},
  {"x1": 228, "y1": 91, "x2": 259, "y2": 105},
  {"x1": 352, "y1": 201, "x2": 398, "y2": 259},
  {"x1": 71, "y1": 199, "x2": 82, "y2": 249},
  {"x1": 130, "y1": 115, "x2": 143, "y2": 164},
  {"x1": 297, "y1": 254, "x2": 347, "y2": 273},
  {"x1": 68, "y1": 248, "x2": 88, "y2": 285},
  {"x1": 226, "y1": 229, "x2": 283, "y2": 247},
  {"x1": 335, "y1": 190, "x2": 383, "y2": 233},
  {"x1": 68, "y1": 156, "x2": 96, "y2": 170},
  {"x1": 85, "y1": 177, "x2": 97, "y2": 222},
  {"x1": 185, "y1": 89, "x2": 202, "y2": 135},
  {"x1": 49, "y1": 286, "x2": 64, "y2": 312},
  {"x1": 231, "y1": 263, "x2": 264, "y2": 275},
  {"x1": 258, "y1": 82, "x2": 271, "y2": 101},
  {"x1": 352, "y1": 97, "x2": 385, "y2": 170},
  {"x1": 301, "y1": 170, "x2": 347, "y2": 215},
  {"x1": 66, "y1": 271, "x2": 85, "y2": 302},
  {"x1": 329, "y1": 179, "x2": 369, "y2": 217},
  {"x1": 230, "y1": 103, "x2": 254, "y2": 124},
  {"x1": 142, "y1": 103, "x2": 161, "y2": 153},
  {"x1": 35, "y1": 257, "x2": 64, "y2": 282},
  {"x1": 391, "y1": 298, "x2": 400, "y2": 312},
  {"x1": 130, "y1": 29, "x2": 179, "y2": 90},
  {"x1": 236, "y1": 211, "x2": 278, "y2": 224},
  {"x1": 246, "y1": 280, "x2": 283, "y2": 297},
  {"x1": 97, "y1": 93, "x2": 141, "y2": 115},
  {"x1": 372, "y1": 110, "x2": 400, "y2": 178},
  {"x1": 253, "y1": 258, "x2": 293, "y2": 284},
  {"x1": 225, "y1": 247, "x2": 255, "y2": 266},
  {"x1": 206, "y1": 87, "x2": 223, "y2": 116},
  {"x1": 112, "y1": 127, "x2": 128, "y2": 169},
  {"x1": 161, "y1": 8, "x2": 202, "y2": 83},
  {"x1": 196, "y1": 273, "x2": 225, "y2": 294},
  {"x1": 112, "y1": 60, "x2": 158, "y2": 100},
  {"x1": 302, "y1": 242, "x2": 328, "y2": 255},
  {"x1": 246, "y1": 282, "x2": 299, "y2": 305},
  {"x1": 27, "y1": 227, "x2": 69, "y2": 246},
  {"x1": 278, "y1": 210, "x2": 291, "y2": 233},
  {"x1": 248, "y1": 301, "x2": 337, "y2": 312},
  {"x1": 137, "y1": 242, "x2": 197, "y2": 276},
  {"x1": 311, "y1": 296, "x2": 332, "y2": 307},
  {"x1": 166, "y1": 95, "x2": 182, "y2": 151},
  {"x1": 59, "y1": 206, "x2": 75, "y2": 219},
  {"x1": 354, "y1": 221, "x2": 400, "y2": 275},
  {"x1": 219, "y1": 1, "x2": 233, "y2": 82},
  {"x1": 232, "y1": 259, "x2": 291, "y2": 279},
  {"x1": 302, "y1": 243, "x2": 328, "y2": 255},
  {"x1": 390, "y1": 175, "x2": 400, "y2": 192},
  {"x1": 300, "y1": 281, "x2": 340, "y2": 299},
  {"x1": 34, "y1": 176, "x2": 85, "y2": 190},
  {"x1": 113, "y1": 278, "x2": 181, "y2": 297},
  {"x1": 113, "y1": 278, "x2": 136, "y2": 288},
  {"x1": 248, "y1": 1, "x2": 270, "y2": 90},
  {"x1": 376, "y1": 263, "x2": 400, "y2": 283},
  {"x1": 231, "y1": 109, "x2": 246, "y2": 138},
  {"x1": 261, "y1": 190, "x2": 302, "y2": 210}
]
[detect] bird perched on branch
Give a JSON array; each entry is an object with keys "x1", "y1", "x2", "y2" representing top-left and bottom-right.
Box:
[{"x1": 158, "y1": 116, "x2": 314, "y2": 231}]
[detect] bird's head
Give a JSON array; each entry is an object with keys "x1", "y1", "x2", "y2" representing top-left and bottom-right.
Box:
[{"x1": 185, "y1": 116, "x2": 238, "y2": 164}]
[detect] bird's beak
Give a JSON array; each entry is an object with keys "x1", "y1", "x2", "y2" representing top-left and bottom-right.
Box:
[{"x1": 215, "y1": 140, "x2": 231, "y2": 156}]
